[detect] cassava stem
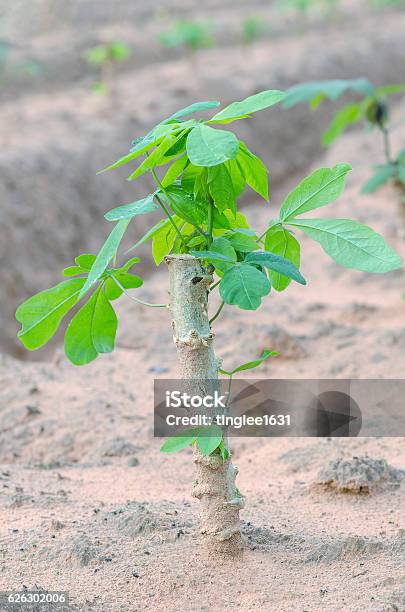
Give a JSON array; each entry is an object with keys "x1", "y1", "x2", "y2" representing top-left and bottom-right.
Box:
[{"x1": 165, "y1": 253, "x2": 244, "y2": 557}]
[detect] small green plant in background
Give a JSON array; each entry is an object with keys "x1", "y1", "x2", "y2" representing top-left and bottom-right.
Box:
[
  {"x1": 276, "y1": 0, "x2": 340, "y2": 18},
  {"x1": 0, "y1": 40, "x2": 42, "y2": 88},
  {"x1": 369, "y1": 0, "x2": 405, "y2": 7},
  {"x1": 85, "y1": 41, "x2": 131, "y2": 96},
  {"x1": 241, "y1": 16, "x2": 271, "y2": 46},
  {"x1": 158, "y1": 20, "x2": 214, "y2": 55},
  {"x1": 283, "y1": 78, "x2": 405, "y2": 194},
  {"x1": 15, "y1": 90, "x2": 402, "y2": 555}
]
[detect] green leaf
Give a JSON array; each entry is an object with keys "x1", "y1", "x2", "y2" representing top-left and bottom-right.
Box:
[
  {"x1": 64, "y1": 288, "x2": 118, "y2": 365},
  {"x1": 186, "y1": 124, "x2": 239, "y2": 167},
  {"x1": 190, "y1": 249, "x2": 236, "y2": 264},
  {"x1": 164, "y1": 131, "x2": 189, "y2": 157},
  {"x1": 159, "y1": 186, "x2": 206, "y2": 227},
  {"x1": 210, "y1": 90, "x2": 285, "y2": 123},
  {"x1": 181, "y1": 163, "x2": 203, "y2": 193},
  {"x1": 63, "y1": 266, "x2": 87, "y2": 277},
  {"x1": 280, "y1": 164, "x2": 352, "y2": 222},
  {"x1": 165, "y1": 101, "x2": 220, "y2": 123},
  {"x1": 224, "y1": 159, "x2": 246, "y2": 197},
  {"x1": 227, "y1": 231, "x2": 257, "y2": 252},
  {"x1": 186, "y1": 235, "x2": 206, "y2": 248},
  {"x1": 236, "y1": 143, "x2": 269, "y2": 201},
  {"x1": 79, "y1": 219, "x2": 131, "y2": 298},
  {"x1": 160, "y1": 434, "x2": 196, "y2": 452},
  {"x1": 152, "y1": 223, "x2": 178, "y2": 265},
  {"x1": 322, "y1": 103, "x2": 363, "y2": 146},
  {"x1": 212, "y1": 207, "x2": 232, "y2": 229},
  {"x1": 98, "y1": 124, "x2": 176, "y2": 173},
  {"x1": 16, "y1": 278, "x2": 86, "y2": 350},
  {"x1": 220, "y1": 264, "x2": 271, "y2": 310},
  {"x1": 120, "y1": 256, "x2": 141, "y2": 272},
  {"x1": 75, "y1": 254, "x2": 97, "y2": 270},
  {"x1": 196, "y1": 425, "x2": 223, "y2": 456},
  {"x1": 127, "y1": 218, "x2": 171, "y2": 253},
  {"x1": 374, "y1": 84, "x2": 405, "y2": 98},
  {"x1": 104, "y1": 194, "x2": 158, "y2": 221},
  {"x1": 218, "y1": 440, "x2": 230, "y2": 461},
  {"x1": 208, "y1": 164, "x2": 236, "y2": 214},
  {"x1": 283, "y1": 78, "x2": 374, "y2": 108},
  {"x1": 222, "y1": 210, "x2": 250, "y2": 229},
  {"x1": 104, "y1": 272, "x2": 143, "y2": 300},
  {"x1": 128, "y1": 135, "x2": 178, "y2": 181},
  {"x1": 398, "y1": 164, "x2": 405, "y2": 186},
  {"x1": 245, "y1": 251, "x2": 306, "y2": 285},
  {"x1": 288, "y1": 218, "x2": 403, "y2": 273},
  {"x1": 264, "y1": 226, "x2": 300, "y2": 291},
  {"x1": 220, "y1": 349, "x2": 278, "y2": 376},
  {"x1": 210, "y1": 237, "x2": 237, "y2": 273},
  {"x1": 361, "y1": 165, "x2": 396, "y2": 194},
  {"x1": 162, "y1": 154, "x2": 188, "y2": 188}
]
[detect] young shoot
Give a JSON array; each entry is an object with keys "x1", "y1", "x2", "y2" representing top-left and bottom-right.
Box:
[{"x1": 15, "y1": 88, "x2": 402, "y2": 555}]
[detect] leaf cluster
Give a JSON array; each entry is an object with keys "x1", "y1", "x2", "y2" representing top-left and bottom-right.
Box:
[{"x1": 16, "y1": 89, "x2": 402, "y2": 367}]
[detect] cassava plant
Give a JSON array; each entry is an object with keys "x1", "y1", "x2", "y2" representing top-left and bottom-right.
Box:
[
  {"x1": 16, "y1": 90, "x2": 402, "y2": 557},
  {"x1": 283, "y1": 78, "x2": 405, "y2": 194},
  {"x1": 158, "y1": 20, "x2": 214, "y2": 56},
  {"x1": 85, "y1": 41, "x2": 131, "y2": 96}
]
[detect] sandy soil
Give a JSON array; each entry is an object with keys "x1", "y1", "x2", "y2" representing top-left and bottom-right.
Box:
[{"x1": 1, "y1": 113, "x2": 405, "y2": 611}]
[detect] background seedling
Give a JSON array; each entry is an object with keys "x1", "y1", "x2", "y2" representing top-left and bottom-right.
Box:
[
  {"x1": 16, "y1": 90, "x2": 402, "y2": 556},
  {"x1": 85, "y1": 41, "x2": 131, "y2": 96},
  {"x1": 158, "y1": 20, "x2": 215, "y2": 56},
  {"x1": 276, "y1": 0, "x2": 340, "y2": 20},
  {"x1": 283, "y1": 78, "x2": 405, "y2": 194},
  {"x1": 0, "y1": 40, "x2": 42, "y2": 89},
  {"x1": 241, "y1": 16, "x2": 271, "y2": 46}
]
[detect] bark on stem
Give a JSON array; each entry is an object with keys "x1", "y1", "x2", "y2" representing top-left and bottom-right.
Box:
[{"x1": 165, "y1": 254, "x2": 244, "y2": 557}]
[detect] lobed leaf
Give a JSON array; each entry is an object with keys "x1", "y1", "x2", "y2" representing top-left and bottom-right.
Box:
[
  {"x1": 75, "y1": 254, "x2": 97, "y2": 270},
  {"x1": 64, "y1": 288, "x2": 118, "y2": 365},
  {"x1": 104, "y1": 271, "x2": 143, "y2": 300},
  {"x1": 16, "y1": 278, "x2": 86, "y2": 350}
]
